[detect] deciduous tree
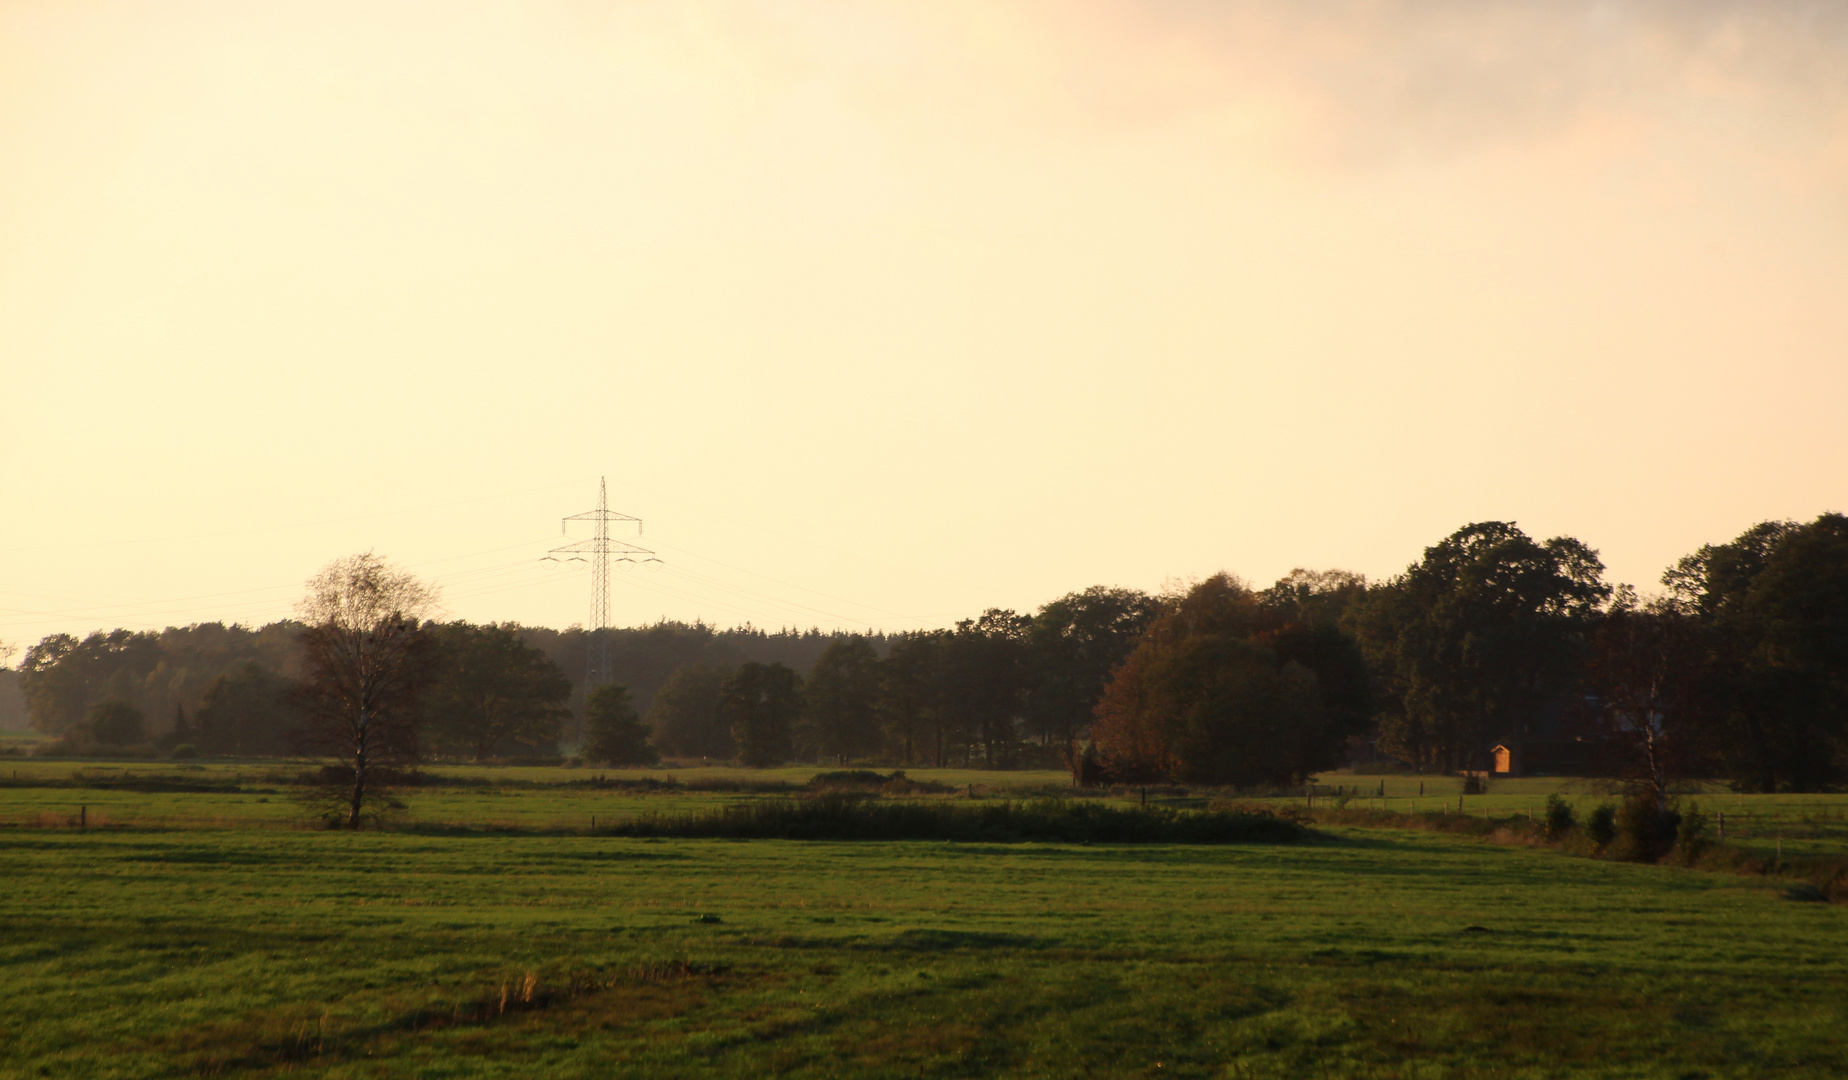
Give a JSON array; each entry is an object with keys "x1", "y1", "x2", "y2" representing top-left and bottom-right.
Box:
[
  {"x1": 1025, "y1": 586, "x2": 1160, "y2": 758},
  {"x1": 879, "y1": 632, "x2": 945, "y2": 766},
  {"x1": 722, "y1": 662, "x2": 801, "y2": 768},
  {"x1": 291, "y1": 553, "x2": 438, "y2": 829},
  {"x1": 87, "y1": 699, "x2": 145, "y2": 747},
  {"x1": 1663, "y1": 513, "x2": 1848, "y2": 791},
  {"x1": 1584, "y1": 590, "x2": 1705, "y2": 808},
  {"x1": 941, "y1": 611, "x2": 1032, "y2": 767},
  {"x1": 800, "y1": 636, "x2": 882, "y2": 765},
  {"x1": 582, "y1": 683, "x2": 659, "y2": 766},
  {"x1": 422, "y1": 623, "x2": 571, "y2": 761},
  {"x1": 194, "y1": 661, "x2": 298, "y2": 757},
  {"x1": 1351, "y1": 522, "x2": 1608, "y2": 772},
  {"x1": 647, "y1": 664, "x2": 731, "y2": 758},
  {"x1": 1091, "y1": 574, "x2": 1367, "y2": 786}
]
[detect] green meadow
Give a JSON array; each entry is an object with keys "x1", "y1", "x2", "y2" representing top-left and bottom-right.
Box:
[{"x1": 3, "y1": 765, "x2": 1846, "y2": 1078}]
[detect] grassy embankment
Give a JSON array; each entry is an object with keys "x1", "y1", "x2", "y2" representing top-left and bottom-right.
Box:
[{"x1": 3, "y1": 763, "x2": 1847, "y2": 1078}]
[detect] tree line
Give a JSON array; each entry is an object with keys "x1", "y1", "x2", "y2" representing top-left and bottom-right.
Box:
[
  {"x1": 12, "y1": 514, "x2": 1848, "y2": 794},
  {"x1": 11, "y1": 618, "x2": 880, "y2": 758}
]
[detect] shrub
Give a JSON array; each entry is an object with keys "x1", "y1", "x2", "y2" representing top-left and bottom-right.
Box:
[
  {"x1": 1543, "y1": 794, "x2": 1575, "y2": 841},
  {"x1": 805, "y1": 770, "x2": 952, "y2": 796},
  {"x1": 1586, "y1": 804, "x2": 1617, "y2": 851},
  {"x1": 1613, "y1": 793, "x2": 1681, "y2": 862},
  {"x1": 605, "y1": 797, "x2": 1308, "y2": 845},
  {"x1": 170, "y1": 743, "x2": 199, "y2": 760},
  {"x1": 1672, "y1": 802, "x2": 1712, "y2": 866},
  {"x1": 806, "y1": 770, "x2": 890, "y2": 790}
]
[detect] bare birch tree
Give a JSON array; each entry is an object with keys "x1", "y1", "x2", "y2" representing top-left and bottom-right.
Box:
[
  {"x1": 1587, "y1": 588, "x2": 1701, "y2": 812},
  {"x1": 292, "y1": 553, "x2": 439, "y2": 828}
]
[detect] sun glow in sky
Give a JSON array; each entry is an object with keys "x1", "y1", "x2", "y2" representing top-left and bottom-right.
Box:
[{"x1": 3, "y1": 0, "x2": 1846, "y2": 644}]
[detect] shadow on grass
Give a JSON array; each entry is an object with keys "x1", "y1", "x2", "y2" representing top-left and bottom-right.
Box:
[
  {"x1": 881, "y1": 929, "x2": 1046, "y2": 952},
  {"x1": 167, "y1": 960, "x2": 733, "y2": 1076}
]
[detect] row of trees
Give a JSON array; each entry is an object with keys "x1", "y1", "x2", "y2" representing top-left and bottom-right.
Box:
[
  {"x1": 12, "y1": 617, "x2": 872, "y2": 756},
  {"x1": 630, "y1": 586, "x2": 1161, "y2": 770},
  {"x1": 1590, "y1": 514, "x2": 1848, "y2": 796},
  {"x1": 13, "y1": 514, "x2": 1848, "y2": 795},
  {"x1": 1346, "y1": 516, "x2": 1848, "y2": 796},
  {"x1": 634, "y1": 515, "x2": 1848, "y2": 793}
]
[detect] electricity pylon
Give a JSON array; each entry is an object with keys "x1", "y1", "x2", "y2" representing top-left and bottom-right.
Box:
[{"x1": 545, "y1": 477, "x2": 659, "y2": 689}]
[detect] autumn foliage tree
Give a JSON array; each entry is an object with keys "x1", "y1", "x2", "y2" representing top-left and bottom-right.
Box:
[{"x1": 1089, "y1": 574, "x2": 1369, "y2": 787}]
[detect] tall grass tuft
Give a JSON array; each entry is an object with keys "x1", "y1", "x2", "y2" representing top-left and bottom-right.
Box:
[{"x1": 602, "y1": 796, "x2": 1306, "y2": 844}]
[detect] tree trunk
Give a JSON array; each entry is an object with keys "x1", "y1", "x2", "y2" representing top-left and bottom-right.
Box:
[{"x1": 348, "y1": 710, "x2": 368, "y2": 830}]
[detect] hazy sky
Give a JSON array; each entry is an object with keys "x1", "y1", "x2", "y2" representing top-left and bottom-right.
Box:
[{"x1": 4, "y1": 0, "x2": 1846, "y2": 647}]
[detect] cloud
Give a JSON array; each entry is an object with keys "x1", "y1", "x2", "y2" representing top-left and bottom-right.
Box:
[{"x1": 703, "y1": 0, "x2": 1848, "y2": 171}]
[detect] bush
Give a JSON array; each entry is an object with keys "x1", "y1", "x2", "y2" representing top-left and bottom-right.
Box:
[
  {"x1": 605, "y1": 797, "x2": 1308, "y2": 844},
  {"x1": 806, "y1": 770, "x2": 890, "y2": 790},
  {"x1": 1613, "y1": 793, "x2": 1681, "y2": 862},
  {"x1": 1586, "y1": 804, "x2": 1617, "y2": 851},
  {"x1": 1672, "y1": 802, "x2": 1712, "y2": 865},
  {"x1": 170, "y1": 743, "x2": 199, "y2": 760},
  {"x1": 805, "y1": 770, "x2": 952, "y2": 796},
  {"x1": 1543, "y1": 794, "x2": 1575, "y2": 841}
]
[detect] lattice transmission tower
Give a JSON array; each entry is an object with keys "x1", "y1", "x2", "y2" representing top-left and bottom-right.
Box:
[{"x1": 545, "y1": 477, "x2": 659, "y2": 690}]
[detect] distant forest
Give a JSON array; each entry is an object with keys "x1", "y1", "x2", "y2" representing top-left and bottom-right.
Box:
[
  {"x1": 9, "y1": 620, "x2": 876, "y2": 745},
  {"x1": 9, "y1": 514, "x2": 1848, "y2": 791}
]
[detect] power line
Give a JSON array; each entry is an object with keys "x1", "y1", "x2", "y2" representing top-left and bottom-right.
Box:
[
  {"x1": 0, "y1": 479, "x2": 593, "y2": 554},
  {"x1": 544, "y1": 477, "x2": 659, "y2": 690}
]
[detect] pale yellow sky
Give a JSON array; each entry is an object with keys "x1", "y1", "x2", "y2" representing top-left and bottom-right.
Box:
[{"x1": 3, "y1": 1, "x2": 1846, "y2": 644}]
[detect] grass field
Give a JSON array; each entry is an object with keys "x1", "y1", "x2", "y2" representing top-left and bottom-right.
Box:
[{"x1": 3, "y1": 763, "x2": 1846, "y2": 1078}]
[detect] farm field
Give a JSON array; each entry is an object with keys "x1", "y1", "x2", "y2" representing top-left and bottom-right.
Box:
[{"x1": 3, "y1": 765, "x2": 1846, "y2": 1078}]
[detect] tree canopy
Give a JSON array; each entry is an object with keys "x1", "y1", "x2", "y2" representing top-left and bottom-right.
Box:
[
  {"x1": 1661, "y1": 513, "x2": 1848, "y2": 791},
  {"x1": 722, "y1": 662, "x2": 802, "y2": 768},
  {"x1": 194, "y1": 662, "x2": 298, "y2": 757},
  {"x1": 647, "y1": 664, "x2": 731, "y2": 758},
  {"x1": 799, "y1": 636, "x2": 882, "y2": 766},
  {"x1": 292, "y1": 553, "x2": 439, "y2": 829},
  {"x1": 13, "y1": 515, "x2": 1843, "y2": 790},
  {"x1": 422, "y1": 622, "x2": 572, "y2": 761},
  {"x1": 1353, "y1": 521, "x2": 1609, "y2": 772},
  {"x1": 582, "y1": 683, "x2": 659, "y2": 767},
  {"x1": 1091, "y1": 574, "x2": 1370, "y2": 786}
]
